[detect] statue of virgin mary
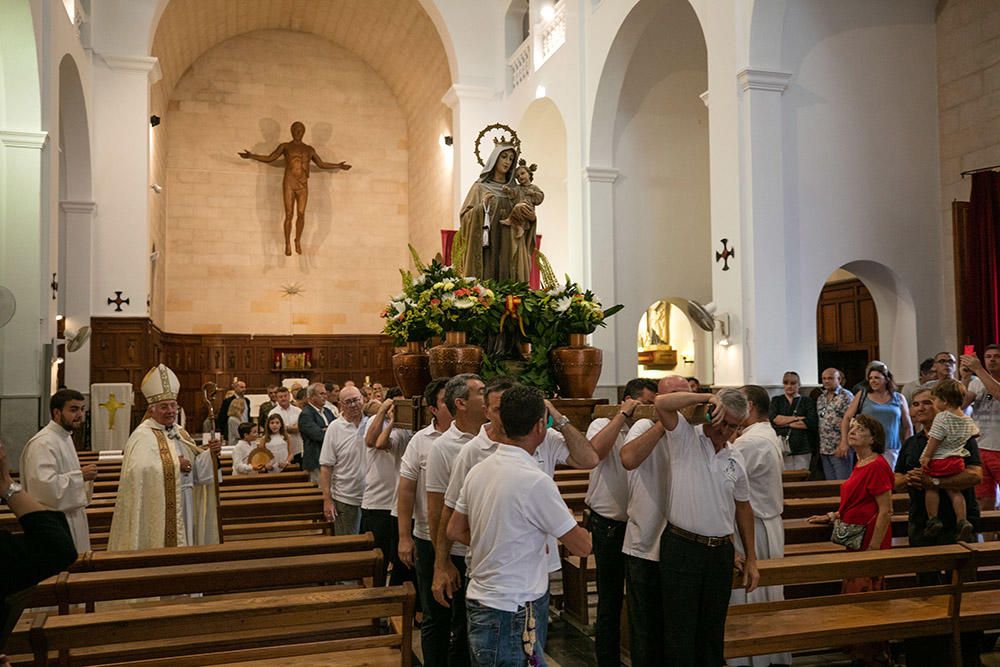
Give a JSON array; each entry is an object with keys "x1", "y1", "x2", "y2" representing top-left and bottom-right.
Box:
[{"x1": 457, "y1": 143, "x2": 522, "y2": 281}]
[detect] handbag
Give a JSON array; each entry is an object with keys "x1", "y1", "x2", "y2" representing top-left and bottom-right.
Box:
[{"x1": 831, "y1": 518, "x2": 867, "y2": 550}]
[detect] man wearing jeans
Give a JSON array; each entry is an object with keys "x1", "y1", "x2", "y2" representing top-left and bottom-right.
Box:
[
  {"x1": 584, "y1": 378, "x2": 656, "y2": 667},
  {"x1": 655, "y1": 389, "x2": 760, "y2": 666},
  {"x1": 448, "y1": 386, "x2": 592, "y2": 666}
]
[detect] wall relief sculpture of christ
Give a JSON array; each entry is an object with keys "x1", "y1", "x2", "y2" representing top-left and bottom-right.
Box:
[{"x1": 239, "y1": 121, "x2": 351, "y2": 256}]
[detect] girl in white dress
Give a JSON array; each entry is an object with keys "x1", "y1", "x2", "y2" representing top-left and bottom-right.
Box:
[{"x1": 262, "y1": 413, "x2": 293, "y2": 472}]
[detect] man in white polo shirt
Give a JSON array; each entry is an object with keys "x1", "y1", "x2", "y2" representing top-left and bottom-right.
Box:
[
  {"x1": 397, "y1": 378, "x2": 453, "y2": 667},
  {"x1": 318, "y1": 385, "x2": 368, "y2": 536},
  {"x1": 361, "y1": 391, "x2": 413, "y2": 586},
  {"x1": 448, "y1": 385, "x2": 592, "y2": 665},
  {"x1": 617, "y1": 375, "x2": 688, "y2": 665},
  {"x1": 730, "y1": 385, "x2": 790, "y2": 667},
  {"x1": 426, "y1": 373, "x2": 486, "y2": 666},
  {"x1": 440, "y1": 379, "x2": 599, "y2": 660},
  {"x1": 655, "y1": 388, "x2": 760, "y2": 666}
]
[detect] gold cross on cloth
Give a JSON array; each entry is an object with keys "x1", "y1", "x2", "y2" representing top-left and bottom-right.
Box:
[{"x1": 99, "y1": 393, "x2": 127, "y2": 431}]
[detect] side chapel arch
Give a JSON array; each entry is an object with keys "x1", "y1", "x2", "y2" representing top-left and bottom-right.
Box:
[{"x1": 590, "y1": 0, "x2": 711, "y2": 385}]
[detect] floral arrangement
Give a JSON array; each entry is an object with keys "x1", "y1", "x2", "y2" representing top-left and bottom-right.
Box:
[
  {"x1": 542, "y1": 278, "x2": 624, "y2": 336},
  {"x1": 381, "y1": 248, "x2": 495, "y2": 344},
  {"x1": 382, "y1": 248, "x2": 622, "y2": 394}
]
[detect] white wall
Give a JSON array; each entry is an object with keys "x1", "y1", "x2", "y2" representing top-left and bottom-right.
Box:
[
  {"x1": 610, "y1": 0, "x2": 710, "y2": 385},
  {"x1": 518, "y1": 97, "x2": 570, "y2": 279},
  {"x1": 779, "y1": 0, "x2": 940, "y2": 384}
]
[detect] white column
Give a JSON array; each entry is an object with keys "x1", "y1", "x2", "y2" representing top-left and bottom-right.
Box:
[
  {"x1": 0, "y1": 129, "x2": 48, "y2": 452},
  {"x1": 442, "y1": 84, "x2": 503, "y2": 229},
  {"x1": 584, "y1": 166, "x2": 620, "y2": 388},
  {"x1": 734, "y1": 68, "x2": 795, "y2": 386},
  {"x1": 91, "y1": 53, "x2": 159, "y2": 317},
  {"x1": 61, "y1": 199, "x2": 96, "y2": 391}
]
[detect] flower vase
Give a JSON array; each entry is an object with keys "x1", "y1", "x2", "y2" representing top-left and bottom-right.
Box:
[
  {"x1": 551, "y1": 333, "x2": 603, "y2": 398},
  {"x1": 428, "y1": 331, "x2": 483, "y2": 378},
  {"x1": 392, "y1": 341, "x2": 432, "y2": 398}
]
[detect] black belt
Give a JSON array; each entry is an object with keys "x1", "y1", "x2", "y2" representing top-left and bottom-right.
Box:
[{"x1": 667, "y1": 523, "x2": 731, "y2": 548}]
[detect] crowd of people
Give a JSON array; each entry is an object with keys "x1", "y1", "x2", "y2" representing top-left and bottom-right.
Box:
[{"x1": 2, "y1": 346, "x2": 1000, "y2": 666}]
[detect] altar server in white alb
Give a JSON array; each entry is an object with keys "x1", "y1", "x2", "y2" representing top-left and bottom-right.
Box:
[
  {"x1": 729, "y1": 385, "x2": 792, "y2": 667},
  {"x1": 19, "y1": 389, "x2": 97, "y2": 553},
  {"x1": 108, "y1": 364, "x2": 222, "y2": 551}
]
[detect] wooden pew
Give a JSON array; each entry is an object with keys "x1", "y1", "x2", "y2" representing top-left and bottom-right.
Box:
[
  {"x1": 724, "y1": 545, "x2": 969, "y2": 663},
  {"x1": 70, "y1": 533, "x2": 373, "y2": 573},
  {"x1": 782, "y1": 493, "x2": 910, "y2": 520},
  {"x1": 28, "y1": 549, "x2": 386, "y2": 613},
  {"x1": 27, "y1": 584, "x2": 415, "y2": 667}
]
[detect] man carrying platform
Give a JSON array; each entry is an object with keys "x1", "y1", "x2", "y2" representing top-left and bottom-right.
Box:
[{"x1": 108, "y1": 364, "x2": 222, "y2": 550}]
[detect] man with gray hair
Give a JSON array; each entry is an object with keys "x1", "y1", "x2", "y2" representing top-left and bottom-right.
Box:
[
  {"x1": 299, "y1": 382, "x2": 334, "y2": 483},
  {"x1": 654, "y1": 388, "x2": 760, "y2": 666}
]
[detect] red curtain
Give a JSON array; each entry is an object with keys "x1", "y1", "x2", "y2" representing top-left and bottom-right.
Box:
[
  {"x1": 960, "y1": 172, "x2": 1000, "y2": 351},
  {"x1": 439, "y1": 230, "x2": 543, "y2": 289}
]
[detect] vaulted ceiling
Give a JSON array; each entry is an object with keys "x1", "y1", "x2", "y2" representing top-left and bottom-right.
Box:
[{"x1": 150, "y1": 0, "x2": 453, "y2": 121}]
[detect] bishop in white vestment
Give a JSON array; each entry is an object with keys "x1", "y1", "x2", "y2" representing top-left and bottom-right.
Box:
[
  {"x1": 19, "y1": 389, "x2": 95, "y2": 553},
  {"x1": 108, "y1": 365, "x2": 221, "y2": 551}
]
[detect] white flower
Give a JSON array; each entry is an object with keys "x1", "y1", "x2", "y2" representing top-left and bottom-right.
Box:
[
  {"x1": 454, "y1": 298, "x2": 476, "y2": 309},
  {"x1": 554, "y1": 296, "x2": 572, "y2": 313}
]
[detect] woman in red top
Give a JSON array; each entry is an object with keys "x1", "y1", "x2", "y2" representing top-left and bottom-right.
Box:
[{"x1": 808, "y1": 414, "x2": 894, "y2": 665}]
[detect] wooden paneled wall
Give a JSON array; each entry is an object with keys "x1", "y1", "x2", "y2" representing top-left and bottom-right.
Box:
[{"x1": 90, "y1": 318, "x2": 395, "y2": 432}]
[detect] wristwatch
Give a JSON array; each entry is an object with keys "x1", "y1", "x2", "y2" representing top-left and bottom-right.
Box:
[
  {"x1": 552, "y1": 415, "x2": 571, "y2": 431},
  {"x1": 2, "y1": 481, "x2": 23, "y2": 504}
]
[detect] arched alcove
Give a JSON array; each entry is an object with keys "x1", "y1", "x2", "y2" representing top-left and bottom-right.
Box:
[
  {"x1": 57, "y1": 54, "x2": 94, "y2": 391},
  {"x1": 518, "y1": 97, "x2": 568, "y2": 278},
  {"x1": 592, "y1": 0, "x2": 711, "y2": 384},
  {"x1": 637, "y1": 298, "x2": 713, "y2": 385},
  {"x1": 814, "y1": 261, "x2": 917, "y2": 386},
  {"x1": 146, "y1": 0, "x2": 455, "y2": 335}
]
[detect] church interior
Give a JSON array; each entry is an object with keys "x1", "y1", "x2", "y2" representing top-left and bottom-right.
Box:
[{"x1": 2, "y1": 0, "x2": 1000, "y2": 665}]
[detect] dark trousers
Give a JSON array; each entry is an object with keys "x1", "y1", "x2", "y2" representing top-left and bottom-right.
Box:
[
  {"x1": 589, "y1": 511, "x2": 627, "y2": 667},
  {"x1": 659, "y1": 528, "x2": 735, "y2": 667},
  {"x1": 414, "y1": 537, "x2": 470, "y2": 666},
  {"x1": 361, "y1": 508, "x2": 415, "y2": 587},
  {"x1": 624, "y1": 554, "x2": 662, "y2": 667}
]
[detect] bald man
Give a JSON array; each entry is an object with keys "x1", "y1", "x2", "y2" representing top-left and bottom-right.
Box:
[
  {"x1": 319, "y1": 386, "x2": 368, "y2": 535},
  {"x1": 618, "y1": 375, "x2": 689, "y2": 666}
]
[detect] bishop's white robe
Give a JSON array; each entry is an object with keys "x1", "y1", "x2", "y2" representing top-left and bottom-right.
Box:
[
  {"x1": 19, "y1": 420, "x2": 92, "y2": 553},
  {"x1": 107, "y1": 419, "x2": 220, "y2": 551}
]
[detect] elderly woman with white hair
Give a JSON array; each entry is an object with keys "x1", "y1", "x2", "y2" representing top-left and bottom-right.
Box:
[{"x1": 653, "y1": 387, "x2": 760, "y2": 666}]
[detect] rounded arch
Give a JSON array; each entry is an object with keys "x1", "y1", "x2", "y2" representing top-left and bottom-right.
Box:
[
  {"x1": 747, "y1": 0, "x2": 787, "y2": 68},
  {"x1": 589, "y1": 0, "x2": 708, "y2": 167},
  {"x1": 518, "y1": 97, "x2": 568, "y2": 277},
  {"x1": 813, "y1": 260, "x2": 917, "y2": 386},
  {"x1": 636, "y1": 298, "x2": 714, "y2": 385},
  {"x1": 58, "y1": 54, "x2": 91, "y2": 201},
  {"x1": 0, "y1": 0, "x2": 41, "y2": 129}
]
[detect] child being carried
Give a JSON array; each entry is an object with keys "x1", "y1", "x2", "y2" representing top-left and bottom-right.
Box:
[{"x1": 919, "y1": 379, "x2": 979, "y2": 540}]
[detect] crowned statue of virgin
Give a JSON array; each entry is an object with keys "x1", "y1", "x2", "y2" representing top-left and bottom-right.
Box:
[{"x1": 457, "y1": 127, "x2": 539, "y2": 284}]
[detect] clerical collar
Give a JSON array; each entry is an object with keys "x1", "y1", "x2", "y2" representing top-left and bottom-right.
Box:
[{"x1": 49, "y1": 419, "x2": 73, "y2": 436}]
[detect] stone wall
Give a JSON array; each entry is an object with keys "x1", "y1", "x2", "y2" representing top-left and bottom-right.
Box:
[
  {"x1": 937, "y1": 0, "x2": 1000, "y2": 348},
  {"x1": 163, "y1": 30, "x2": 410, "y2": 335}
]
